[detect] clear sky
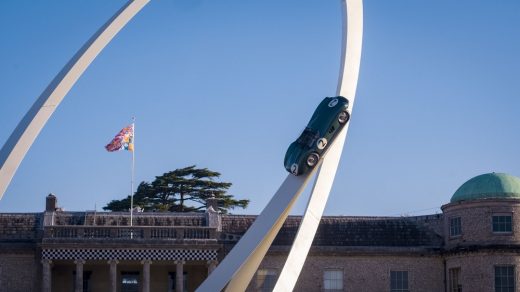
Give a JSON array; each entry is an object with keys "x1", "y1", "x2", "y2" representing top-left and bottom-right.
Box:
[{"x1": 0, "y1": 0, "x2": 519, "y2": 216}]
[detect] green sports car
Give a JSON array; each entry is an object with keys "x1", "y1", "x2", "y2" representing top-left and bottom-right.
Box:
[{"x1": 284, "y1": 96, "x2": 350, "y2": 176}]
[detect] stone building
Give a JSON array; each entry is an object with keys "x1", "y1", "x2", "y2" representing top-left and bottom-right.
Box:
[{"x1": 0, "y1": 172, "x2": 519, "y2": 292}]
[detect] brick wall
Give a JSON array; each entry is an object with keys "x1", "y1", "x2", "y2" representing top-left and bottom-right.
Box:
[
  {"x1": 442, "y1": 199, "x2": 520, "y2": 248},
  {"x1": 446, "y1": 252, "x2": 520, "y2": 292},
  {"x1": 248, "y1": 253, "x2": 444, "y2": 292},
  {"x1": 0, "y1": 253, "x2": 38, "y2": 292}
]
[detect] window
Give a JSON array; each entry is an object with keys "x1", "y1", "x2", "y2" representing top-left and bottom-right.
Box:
[
  {"x1": 495, "y1": 266, "x2": 515, "y2": 292},
  {"x1": 493, "y1": 215, "x2": 512, "y2": 233},
  {"x1": 390, "y1": 271, "x2": 409, "y2": 292},
  {"x1": 450, "y1": 217, "x2": 462, "y2": 237},
  {"x1": 323, "y1": 269, "x2": 343, "y2": 292},
  {"x1": 121, "y1": 272, "x2": 140, "y2": 292},
  {"x1": 449, "y1": 267, "x2": 462, "y2": 292},
  {"x1": 168, "y1": 272, "x2": 188, "y2": 292},
  {"x1": 297, "y1": 128, "x2": 319, "y2": 148},
  {"x1": 256, "y1": 269, "x2": 278, "y2": 292}
]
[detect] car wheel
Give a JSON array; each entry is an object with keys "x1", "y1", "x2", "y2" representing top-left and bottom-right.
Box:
[
  {"x1": 306, "y1": 153, "x2": 320, "y2": 167},
  {"x1": 290, "y1": 164, "x2": 299, "y2": 175},
  {"x1": 338, "y1": 110, "x2": 350, "y2": 124}
]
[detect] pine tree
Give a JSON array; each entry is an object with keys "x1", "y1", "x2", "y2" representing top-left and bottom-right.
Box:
[{"x1": 103, "y1": 165, "x2": 249, "y2": 214}]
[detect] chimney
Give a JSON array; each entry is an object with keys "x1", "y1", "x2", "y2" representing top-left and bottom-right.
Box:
[
  {"x1": 206, "y1": 195, "x2": 219, "y2": 212},
  {"x1": 45, "y1": 193, "x2": 57, "y2": 212}
]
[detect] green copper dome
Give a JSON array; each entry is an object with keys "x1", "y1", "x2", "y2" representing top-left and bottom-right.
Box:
[{"x1": 451, "y1": 173, "x2": 520, "y2": 203}]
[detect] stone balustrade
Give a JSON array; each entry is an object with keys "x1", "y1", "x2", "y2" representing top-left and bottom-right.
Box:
[
  {"x1": 52, "y1": 211, "x2": 208, "y2": 226},
  {"x1": 43, "y1": 225, "x2": 217, "y2": 241}
]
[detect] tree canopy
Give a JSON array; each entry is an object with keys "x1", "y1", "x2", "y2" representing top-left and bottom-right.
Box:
[{"x1": 103, "y1": 165, "x2": 249, "y2": 214}]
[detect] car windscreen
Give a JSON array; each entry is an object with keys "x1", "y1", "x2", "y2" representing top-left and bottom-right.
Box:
[{"x1": 297, "y1": 128, "x2": 319, "y2": 148}]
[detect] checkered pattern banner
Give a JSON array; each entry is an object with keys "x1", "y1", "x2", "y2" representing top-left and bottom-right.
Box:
[{"x1": 42, "y1": 248, "x2": 217, "y2": 261}]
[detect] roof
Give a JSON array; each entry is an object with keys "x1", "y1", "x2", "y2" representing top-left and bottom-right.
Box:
[
  {"x1": 451, "y1": 173, "x2": 520, "y2": 203},
  {"x1": 221, "y1": 215, "x2": 444, "y2": 247}
]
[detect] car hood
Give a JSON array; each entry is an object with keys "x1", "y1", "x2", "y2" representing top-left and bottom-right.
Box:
[{"x1": 284, "y1": 142, "x2": 308, "y2": 170}]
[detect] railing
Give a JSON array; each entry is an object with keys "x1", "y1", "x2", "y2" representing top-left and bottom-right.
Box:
[
  {"x1": 44, "y1": 226, "x2": 217, "y2": 241},
  {"x1": 52, "y1": 211, "x2": 209, "y2": 227}
]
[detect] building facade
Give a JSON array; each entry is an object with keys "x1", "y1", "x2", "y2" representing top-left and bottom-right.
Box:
[{"x1": 1, "y1": 172, "x2": 520, "y2": 292}]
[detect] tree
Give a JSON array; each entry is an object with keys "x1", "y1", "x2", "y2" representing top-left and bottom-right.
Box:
[{"x1": 103, "y1": 165, "x2": 249, "y2": 214}]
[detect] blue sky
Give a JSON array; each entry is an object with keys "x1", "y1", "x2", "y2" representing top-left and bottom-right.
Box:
[{"x1": 0, "y1": 0, "x2": 519, "y2": 216}]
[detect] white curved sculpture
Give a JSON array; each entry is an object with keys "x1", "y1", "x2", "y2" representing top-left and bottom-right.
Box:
[
  {"x1": 196, "y1": 0, "x2": 363, "y2": 291},
  {"x1": 274, "y1": 0, "x2": 363, "y2": 290},
  {"x1": 1, "y1": 1, "x2": 362, "y2": 290},
  {"x1": 0, "y1": 0, "x2": 149, "y2": 200}
]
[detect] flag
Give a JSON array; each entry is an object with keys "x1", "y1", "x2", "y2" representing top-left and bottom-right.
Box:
[{"x1": 105, "y1": 124, "x2": 134, "y2": 152}]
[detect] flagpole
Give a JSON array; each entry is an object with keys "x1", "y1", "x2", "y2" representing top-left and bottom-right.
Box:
[{"x1": 130, "y1": 117, "x2": 135, "y2": 233}]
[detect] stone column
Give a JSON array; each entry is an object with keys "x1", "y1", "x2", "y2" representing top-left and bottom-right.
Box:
[
  {"x1": 141, "y1": 260, "x2": 152, "y2": 292},
  {"x1": 175, "y1": 260, "x2": 185, "y2": 292},
  {"x1": 207, "y1": 260, "x2": 218, "y2": 275},
  {"x1": 108, "y1": 259, "x2": 119, "y2": 292},
  {"x1": 74, "y1": 259, "x2": 85, "y2": 292},
  {"x1": 41, "y1": 259, "x2": 52, "y2": 292}
]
